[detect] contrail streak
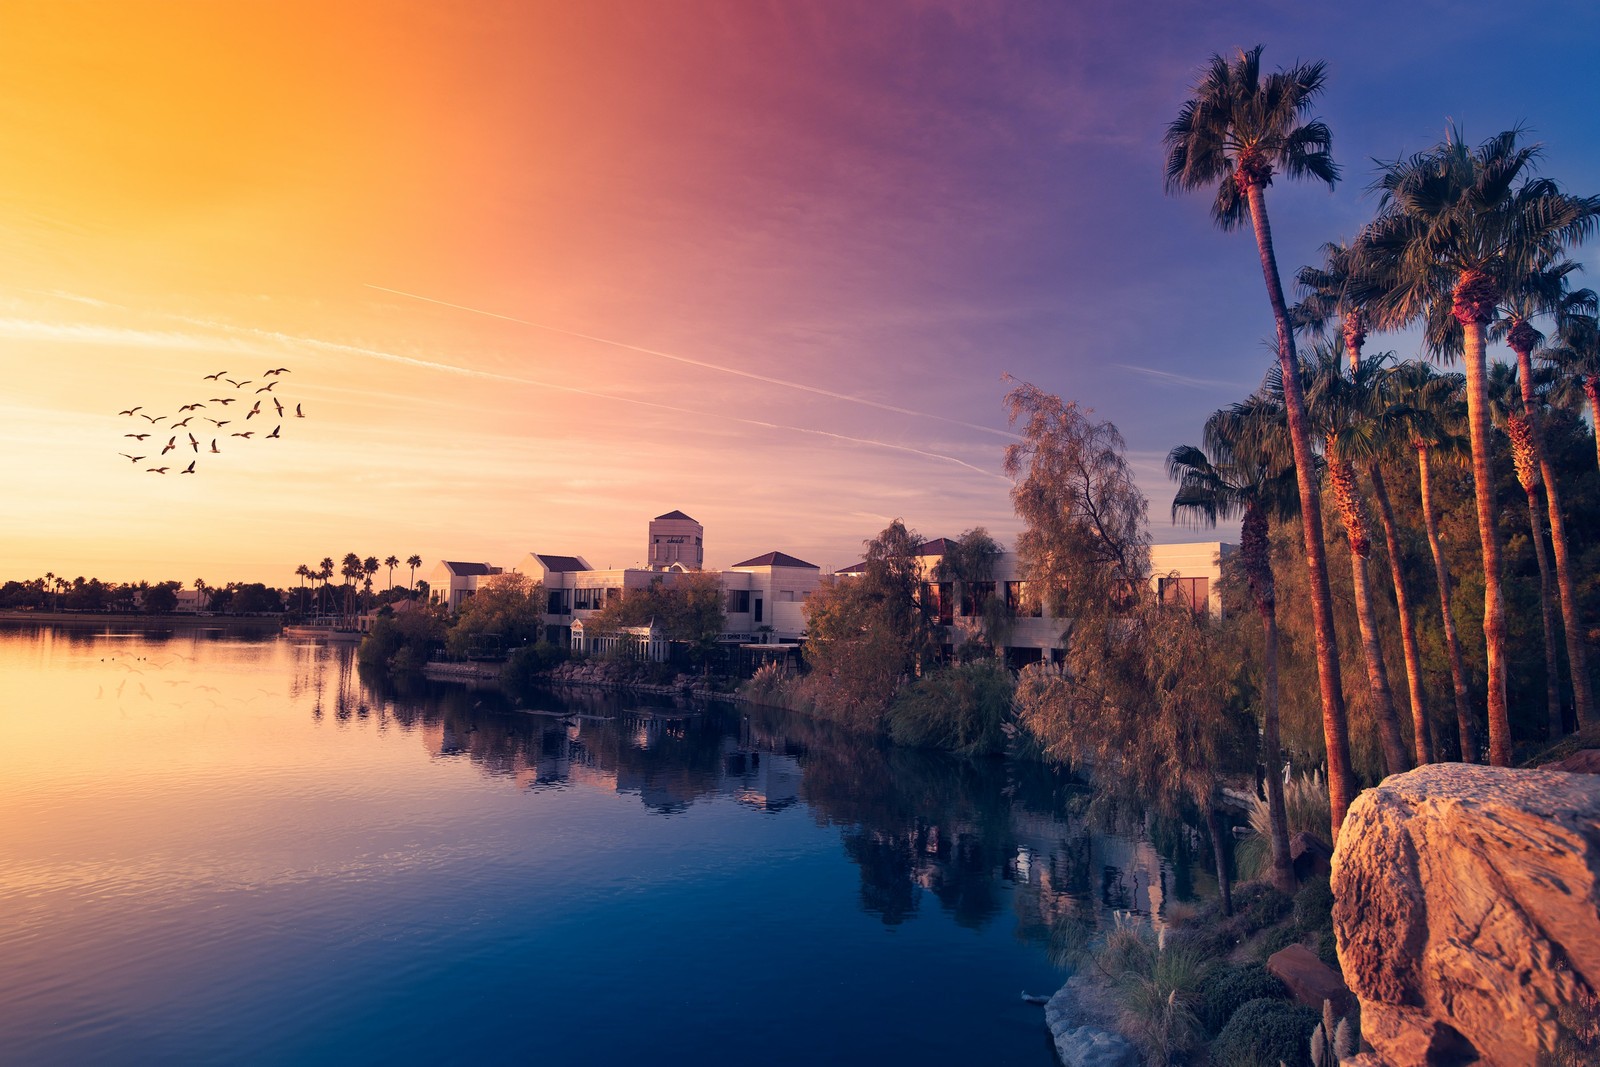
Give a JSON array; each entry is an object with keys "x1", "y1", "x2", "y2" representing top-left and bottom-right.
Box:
[{"x1": 365, "y1": 283, "x2": 1019, "y2": 440}]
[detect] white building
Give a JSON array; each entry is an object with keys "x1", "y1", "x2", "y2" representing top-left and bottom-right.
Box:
[
  {"x1": 647, "y1": 510, "x2": 704, "y2": 571},
  {"x1": 428, "y1": 560, "x2": 503, "y2": 611}
]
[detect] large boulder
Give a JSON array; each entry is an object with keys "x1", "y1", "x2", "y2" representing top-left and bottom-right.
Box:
[{"x1": 1331, "y1": 764, "x2": 1600, "y2": 1066}]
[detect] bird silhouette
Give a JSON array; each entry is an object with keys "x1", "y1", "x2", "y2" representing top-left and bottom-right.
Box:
[
  {"x1": 118, "y1": 406, "x2": 142, "y2": 416},
  {"x1": 225, "y1": 378, "x2": 252, "y2": 388},
  {"x1": 209, "y1": 439, "x2": 220, "y2": 453},
  {"x1": 295, "y1": 403, "x2": 305, "y2": 418},
  {"x1": 146, "y1": 466, "x2": 169, "y2": 474},
  {"x1": 172, "y1": 416, "x2": 192, "y2": 428},
  {"x1": 246, "y1": 400, "x2": 261, "y2": 419},
  {"x1": 124, "y1": 433, "x2": 150, "y2": 440},
  {"x1": 181, "y1": 460, "x2": 196, "y2": 474},
  {"x1": 179, "y1": 402, "x2": 205, "y2": 412},
  {"x1": 263, "y1": 367, "x2": 290, "y2": 376},
  {"x1": 141, "y1": 414, "x2": 167, "y2": 424},
  {"x1": 231, "y1": 431, "x2": 254, "y2": 438},
  {"x1": 266, "y1": 425, "x2": 281, "y2": 439},
  {"x1": 160, "y1": 436, "x2": 176, "y2": 455},
  {"x1": 119, "y1": 453, "x2": 145, "y2": 463},
  {"x1": 205, "y1": 418, "x2": 230, "y2": 427},
  {"x1": 254, "y1": 381, "x2": 277, "y2": 393},
  {"x1": 210, "y1": 397, "x2": 236, "y2": 405},
  {"x1": 272, "y1": 397, "x2": 284, "y2": 416},
  {"x1": 188, "y1": 433, "x2": 199, "y2": 451},
  {"x1": 203, "y1": 370, "x2": 227, "y2": 380}
]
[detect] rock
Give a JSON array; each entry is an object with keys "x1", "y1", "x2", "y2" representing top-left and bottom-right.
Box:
[
  {"x1": 1548, "y1": 748, "x2": 1600, "y2": 774},
  {"x1": 1331, "y1": 764, "x2": 1600, "y2": 1066},
  {"x1": 1290, "y1": 830, "x2": 1335, "y2": 881},
  {"x1": 1266, "y1": 943, "x2": 1352, "y2": 1015},
  {"x1": 1044, "y1": 977, "x2": 1139, "y2": 1067}
]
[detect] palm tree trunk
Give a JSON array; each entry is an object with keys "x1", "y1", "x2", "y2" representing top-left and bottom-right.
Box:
[
  {"x1": 1244, "y1": 181, "x2": 1357, "y2": 839},
  {"x1": 1513, "y1": 345, "x2": 1593, "y2": 728},
  {"x1": 1417, "y1": 446, "x2": 1477, "y2": 761},
  {"x1": 1369, "y1": 464, "x2": 1435, "y2": 763},
  {"x1": 1243, "y1": 503, "x2": 1296, "y2": 893},
  {"x1": 1523, "y1": 483, "x2": 1564, "y2": 738},
  {"x1": 1205, "y1": 802, "x2": 1234, "y2": 918},
  {"x1": 1586, "y1": 378, "x2": 1600, "y2": 473},
  {"x1": 1460, "y1": 317, "x2": 1512, "y2": 766},
  {"x1": 1336, "y1": 486, "x2": 1411, "y2": 776}
]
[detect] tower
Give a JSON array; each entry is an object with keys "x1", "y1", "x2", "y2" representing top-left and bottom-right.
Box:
[{"x1": 648, "y1": 510, "x2": 703, "y2": 570}]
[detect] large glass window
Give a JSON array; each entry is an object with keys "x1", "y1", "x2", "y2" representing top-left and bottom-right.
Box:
[
  {"x1": 1159, "y1": 576, "x2": 1208, "y2": 613},
  {"x1": 727, "y1": 590, "x2": 751, "y2": 614}
]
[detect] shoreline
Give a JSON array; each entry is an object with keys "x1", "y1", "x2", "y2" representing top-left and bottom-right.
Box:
[{"x1": 0, "y1": 610, "x2": 283, "y2": 630}]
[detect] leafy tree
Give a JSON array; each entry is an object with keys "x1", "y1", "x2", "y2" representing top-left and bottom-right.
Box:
[
  {"x1": 1164, "y1": 44, "x2": 1357, "y2": 837},
  {"x1": 231, "y1": 583, "x2": 283, "y2": 614},
  {"x1": 142, "y1": 581, "x2": 180, "y2": 614},
  {"x1": 446, "y1": 572, "x2": 546, "y2": 658},
  {"x1": 584, "y1": 570, "x2": 727, "y2": 666},
  {"x1": 931, "y1": 526, "x2": 1008, "y2": 656},
  {"x1": 1357, "y1": 126, "x2": 1600, "y2": 759}
]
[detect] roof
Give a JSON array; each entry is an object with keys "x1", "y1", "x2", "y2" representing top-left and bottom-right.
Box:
[
  {"x1": 732, "y1": 551, "x2": 819, "y2": 570},
  {"x1": 653, "y1": 509, "x2": 698, "y2": 522},
  {"x1": 533, "y1": 553, "x2": 590, "y2": 573},
  {"x1": 440, "y1": 561, "x2": 497, "y2": 576},
  {"x1": 836, "y1": 561, "x2": 866, "y2": 574},
  {"x1": 917, "y1": 537, "x2": 954, "y2": 556}
]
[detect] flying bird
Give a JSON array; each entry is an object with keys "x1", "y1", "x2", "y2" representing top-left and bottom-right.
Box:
[
  {"x1": 246, "y1": 400, "x2": 261, "y2": 418},
  {"x1": 272, "y1": 397, "x2": 284, "y2": 417},
  {"x1": 118, "y1": 406, "x2": 142, "y2": 416},
  {"x1": 160, "y1": 436, "x2": 176, "y2": 455},
  {"x1": 263, "y1": 367, "x2": 289, "y2": 376},
  {"x1": 124, "y1": 433, "x2": 149, "y2": 440},
  {"x1": 295, "y1": 403, "x2": 305, "y2": 418},
  {"x1": 210, "y1": 397, "x2": 236, "y2": 405},
  {"x1": 119, "y1": 453, "x2": 145, "y2": 463},
  {"x1": 265, "y1": 425, "x2": 281, "y2": 439},
  {"x1": 146, "y1": 466, "x2": 168, "y2": 474},
  {"x1": 181, "y1": 460, "x2": 196, "y2": 474},
  {"x1": 188, "y1": 433, "x2": 199, "y2": 451},
  {"x1": 179, "y1": 403, "x2": 205, "y2": 412},
  {"x1": 225, "y1": 378, "x2": 252, "y2": 388},
  {"x1": 140, "y1": 414, "x2": 166, "y2": 424},
  {"x1": 172, "y1": 416, "x2": 192, "y2": 428},
  {"x1": 254, "y1": 381, "x2": 277, "y2": 393},
  {"x1": 209, "y1": 439, "x2": 220, "y2": 453},
  {"x1": 231, "y1": 431, "x2": 254, "y2": 438},
  {"x1": 205, "y1": 418, "x2": 230, "y2": 427},
  {"x1": 203, "y1": 370, "x2": 227, "y2": 380}
]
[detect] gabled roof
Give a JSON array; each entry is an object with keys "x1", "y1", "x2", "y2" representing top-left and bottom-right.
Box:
[
  {"x1": 836, "y1": 561, "x2": 866, "y2": 575},
  {"x1": 653, "y1": 509, "x2": 698, "y2": 522},
  {"x1": 441, "y1": 561, "x2": 497, "y2": 576},
  {"x1": 732, "y1": 551, "x2": 819, "y2": 570},
  {"x1": 917, "y1": 537, "x2": 954, "y2": 556},
  {"x1": 533, "y1": 553, "x2": 590, "y2": 573}
]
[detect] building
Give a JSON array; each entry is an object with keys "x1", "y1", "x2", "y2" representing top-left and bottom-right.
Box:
[
  {"x1": 428, "y1": 560, "x2": 503, "y2": 611},
  {"x1": 647, "y1": 510, "x2": 703, "y2": 571}
]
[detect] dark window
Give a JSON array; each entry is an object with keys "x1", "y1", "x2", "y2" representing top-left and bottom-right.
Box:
[
  {"x1": 727, "y1": 590, "x2": 751, "y2": 613},
  {"x1": 1006, "y1": 581, "x2": 1042, "y2": 617},
  {"x1": 960, "y1": 581, "x2": 995, "y2": 617},
  {"x1": 754, "y1": 597, "x2": 763, "y2": 623},
  {"x1": 1159, "y1": 576, "x2": 1208, "y2": 613}
]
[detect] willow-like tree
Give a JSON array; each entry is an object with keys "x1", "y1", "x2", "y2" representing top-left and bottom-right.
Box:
[
  {"x1": 1168, "y1": 405, "x2": 1300, "y2": 894},
  {"x1": 931, "y1": 527, "x2": 1008, "y2": 657},
  {"x1": 1164, "y1": 46, "x2": 1357, "y2": 837},
  {"x1": 1357, "y1": 127, "x2": 1600, "y2": 764}
]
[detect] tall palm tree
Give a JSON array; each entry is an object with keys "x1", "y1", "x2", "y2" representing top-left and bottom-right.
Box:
[
  {"x1": 318, "y1": 557, "x2": 335, "y2": 615},
  {"x1": 1487, "y1": 362, "x2": 1565, "y2": 739},
  {"x1": 1548, "y1": 310, "x2": 1600, "y2": 471},
  {"x1": 362, "y1": 557, "x2": 380, "y2": 611},
  {"x1": 1388, "y1": 362, "x2": 1479, "y2": 760},
  {"x1": 1295, "y1": 348, "x2": 1411, "y2": 776},
  {"x1": 384, "y1": 555, "x2": 399, "y2": 591},
  {"x1": 407, "y1": 554, "x2": 422, "y2": 594},
  {"x1": 294, "y1": 564, "x2": 311, "y2": 612},
  {"x1": 1168, "y1": 405, "x2": 1300, "y2": 894},
  {"x1": 1496, "y1": 267, "x2": 1593, "y2": 729},
  {"x1": 1165, "y1": 45, "x2": 1357, "y2": 837},
  {"x1": 340, "y1": 554, "x2": 363, "y2": 623},
  {"x1": 1356, "y1": 127, "x2": 1600, "y2": 765}
]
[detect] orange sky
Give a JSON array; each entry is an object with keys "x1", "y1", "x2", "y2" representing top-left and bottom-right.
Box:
[{"x1": 4, "y1": 2, "x2": 1596, "y2": 587}]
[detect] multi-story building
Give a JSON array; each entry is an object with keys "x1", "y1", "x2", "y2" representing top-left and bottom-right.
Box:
[{"x1": 428, "y1": 560, "x2": 504, "y2": 611}]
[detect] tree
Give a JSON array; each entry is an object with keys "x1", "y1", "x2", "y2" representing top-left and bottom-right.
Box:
[
  {"x1": 446, "y1": 572, "x2": 546, "y2": 658},
  {"x1": 931, "y1": 527, "x2": 1008, "y2": 657},
  {"x1": 586, "y1": 570, "x2": 728, "y2": 668},
  {"x1": 1164, "y1": 45, "x2": 1357, "y2": 836},
  {"x1": 318, "y1": 557, "x2": 335, "y2": 614},
  {"x1": 1387, "y1": 361, "x2": 1480, "y2": 760},
  {"x1": 362, "y1": 556, "x2": 380, "y2": 611},
  {"x1": 142, "y1": 580, "x2": 180, "y2": 615},
  {"x1": 1168, "y1": 414, "x2": 1300, "y2": 894},
  {"x1": 384, "y1": 555, "x2": 399, "y2": 591},
  {"x1": 1357, "y1": 127, "x2": 1600, "y2": 763},
  {"x1": 407, "y1": 554, "x2": 423, "y2": 593},
  {"x1": 1548, "y1": 309, "x2": 1600, "y2": 471},
  {"x1": 340, "y1": 553, "x2": 363, "y2": 623}
]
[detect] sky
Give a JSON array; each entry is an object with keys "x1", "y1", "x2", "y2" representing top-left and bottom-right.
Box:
[{"x1": 3, "y1": 0, "x2": 1599, "y2": 587}]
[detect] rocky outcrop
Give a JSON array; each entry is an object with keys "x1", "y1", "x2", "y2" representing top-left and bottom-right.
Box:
[
  {"x1": 1266, "y1": 943, "x2": 1351, "y2": 1015},
  {"x1": 1044, "y1": 976, "x2": 1139, "y2": 1067},
  {"x1": 1331, "y1": 764, "x2": 1600, "y2": 1066}
]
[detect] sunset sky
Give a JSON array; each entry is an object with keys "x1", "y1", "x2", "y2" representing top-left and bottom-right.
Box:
[{"x1": 4, "y1": 1, "x2": 1598, "y2": 587}]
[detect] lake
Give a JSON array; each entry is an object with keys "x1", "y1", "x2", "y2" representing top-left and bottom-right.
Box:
[{"x1": 0, "y1": 622, "x2": 1210, "y2": 1065}]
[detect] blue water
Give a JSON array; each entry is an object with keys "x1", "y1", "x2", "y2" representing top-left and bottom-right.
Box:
[{"x1": 0, "y1": 623, "x2": 1207, "y2": 1065}]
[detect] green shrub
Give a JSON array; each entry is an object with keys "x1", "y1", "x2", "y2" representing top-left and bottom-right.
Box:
[
  {"x1": 1210, "y1": 998, "x2": 1319, "y2": 1067},
  {"x1": 885, "y1": 660, "x2": 1014, "y2": 755},
  {"x1": 1199, "y1": 964, "x2": 1289, "y2": 1035},
  {"x1": 501, "y1": 642, "x2": 568, "y2": 689}
]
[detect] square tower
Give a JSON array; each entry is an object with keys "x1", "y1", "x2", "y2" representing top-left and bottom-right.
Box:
[{"x1": 648, "y1": 510, "x2": 703, "y2": 570}]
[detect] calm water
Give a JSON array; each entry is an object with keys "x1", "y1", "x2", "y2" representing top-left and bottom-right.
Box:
[{"x1": 0, "y1": 623, "x2": 1208, "y2": 1066}]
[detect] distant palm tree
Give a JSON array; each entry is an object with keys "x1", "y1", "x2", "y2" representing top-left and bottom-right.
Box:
[
  {"x1": 194, "y1": 578, "x2": 209, "y2": 612},
  {"x1": 1388, "y1": 361, "x2": 1479, "y2": 760},
  {"x1": 407, "y1": 554, "x2": 422, "y2": 594},
  {"x1": 294, "y1": 564, "x2": 311, "y2": 612},
  {"x1": 1548, "y1": 308, "x2": 1600, "y2": 470},
  {"x1": 1165, "y1": 45, "x2": 1356, "y2": 837},
  {"x1": 340, "y1": 553, "x2": 363, "y2": 623},
  {"x1": 362, "y1": 557, "x2": 380, "y2": 611},
  {"x1": 384, "y1": 555, "x2": 399, "y2": 591},
  {"x1": 1169, "y1": 403, "x2": 1300, "y2": 895},
  {"x1": 1357, "y1": 126, "x2": 1600, "y2": 764},
  {"x1": 319, "y1": 557, "x2": 335, "y2": 615}
]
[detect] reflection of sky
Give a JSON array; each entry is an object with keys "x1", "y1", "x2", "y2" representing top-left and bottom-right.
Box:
[{"x1": 5, "y1": 626, "x2": 1115, "y2": 1065}]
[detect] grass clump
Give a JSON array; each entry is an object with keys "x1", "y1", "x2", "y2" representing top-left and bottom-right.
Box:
[
  {"x1": 1210, "y1": 997, "x2": 1319, "y2": 1067},
  {"x1": 1093, "y1": 915, "x2": 1209, "y2": 1066},
  {"x1": 1236, "y1": 769, "x2": 1331, "y2": 882}
]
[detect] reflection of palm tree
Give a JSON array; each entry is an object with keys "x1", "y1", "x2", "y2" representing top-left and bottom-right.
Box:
[
  {"x1": 407, "y1": 554, "x2": 422, "y2": 595},
  {"x1": 1358, "y1": 126, "x2": 1600, "y2": 763},
  {"x1": 1168, "y1": 408, "x2": 1298, "y2": 895},
  {"x1": 1164, "y1": 45, "x2": 1356, "y2": 837}
]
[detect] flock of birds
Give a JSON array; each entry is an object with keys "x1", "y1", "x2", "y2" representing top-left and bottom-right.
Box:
[{"x1": 116, "y1": 367, "x2": 307, "y2": 474}]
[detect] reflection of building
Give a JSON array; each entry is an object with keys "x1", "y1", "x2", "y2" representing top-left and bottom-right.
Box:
[{"x1": 716, "y1": 737, "x2": 801, "y2": 812}]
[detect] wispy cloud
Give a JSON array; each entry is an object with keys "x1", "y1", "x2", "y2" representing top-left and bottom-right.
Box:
[{"x1": 1112, "y1": 364, "x2": 1251, "y2": 391}]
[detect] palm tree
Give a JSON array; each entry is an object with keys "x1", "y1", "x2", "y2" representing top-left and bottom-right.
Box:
[
  {"x1": 407, "y1": 554, "x2": 422, "y2": 594},
  {"x1": 340, "y1": 553, "x2": 363, "y2": 623},
  {"x1": 1356, "y1": 127, "x2": 1600, "y2": 765},
  {"x1": 1496, "y1": 266, "x2": 1593, "y2": 729},
  {"x1": 1164, "y1": 45, "x2": 1357, "y2": 837},
  {"x1": 318, "y1": 557, "x2": 335, "y2": 615},
  {"x1": 294, "y1": 564, "x2": 311, "y2": 612},
  {"x1": 1548, "y1": 309, "x2": 1600, "y2": 471},
  {"x1": 1296, "y1": 348, "x2": 1411, "y2": 777},
  {"x1": 1168, "y1": 407, "x2": 1300, "y2": 894},
  {"x1": 384, "y1": 555, "x2": 399, "y2": 591},
  {"x1": 1487, "y1": 362, "x2": 1565, "y2": 739},
  {"x1": 194, "y1": 578, "x2": 209, "y2": 612}
]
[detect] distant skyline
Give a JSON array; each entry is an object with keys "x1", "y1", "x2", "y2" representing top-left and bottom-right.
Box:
[{"x1": 4, "y1": 1, "x2": 1599, "y2": 586}]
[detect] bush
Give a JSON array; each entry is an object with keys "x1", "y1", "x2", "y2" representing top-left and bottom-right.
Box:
[
  {"x1": 1210, "y1": 997, "x2": 1319, "y2": 1067},
  {"x1": 885, "y1": 660, "x2": 1014, "y2": 755},
  {"x1": 1199, "y1": 964, "x2": 1289, "y2": 1035},
  {"x1": 501, "y1": 642, "x2": 568, "y2": 689}
]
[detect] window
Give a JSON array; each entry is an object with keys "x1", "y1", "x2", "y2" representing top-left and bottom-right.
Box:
[
  {"x1": 727, "y1": 590, "x2": 750, "y2": 613},
  {"x1": 1159, "y1": 576, "x2": 1208, "y2": 613},
  {"x1": 1006, "y1": 581, "x2": 1042, "y2": 617},
  {"x1": 960, "y1": 581, "x2": 995, "y2": 617}
]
